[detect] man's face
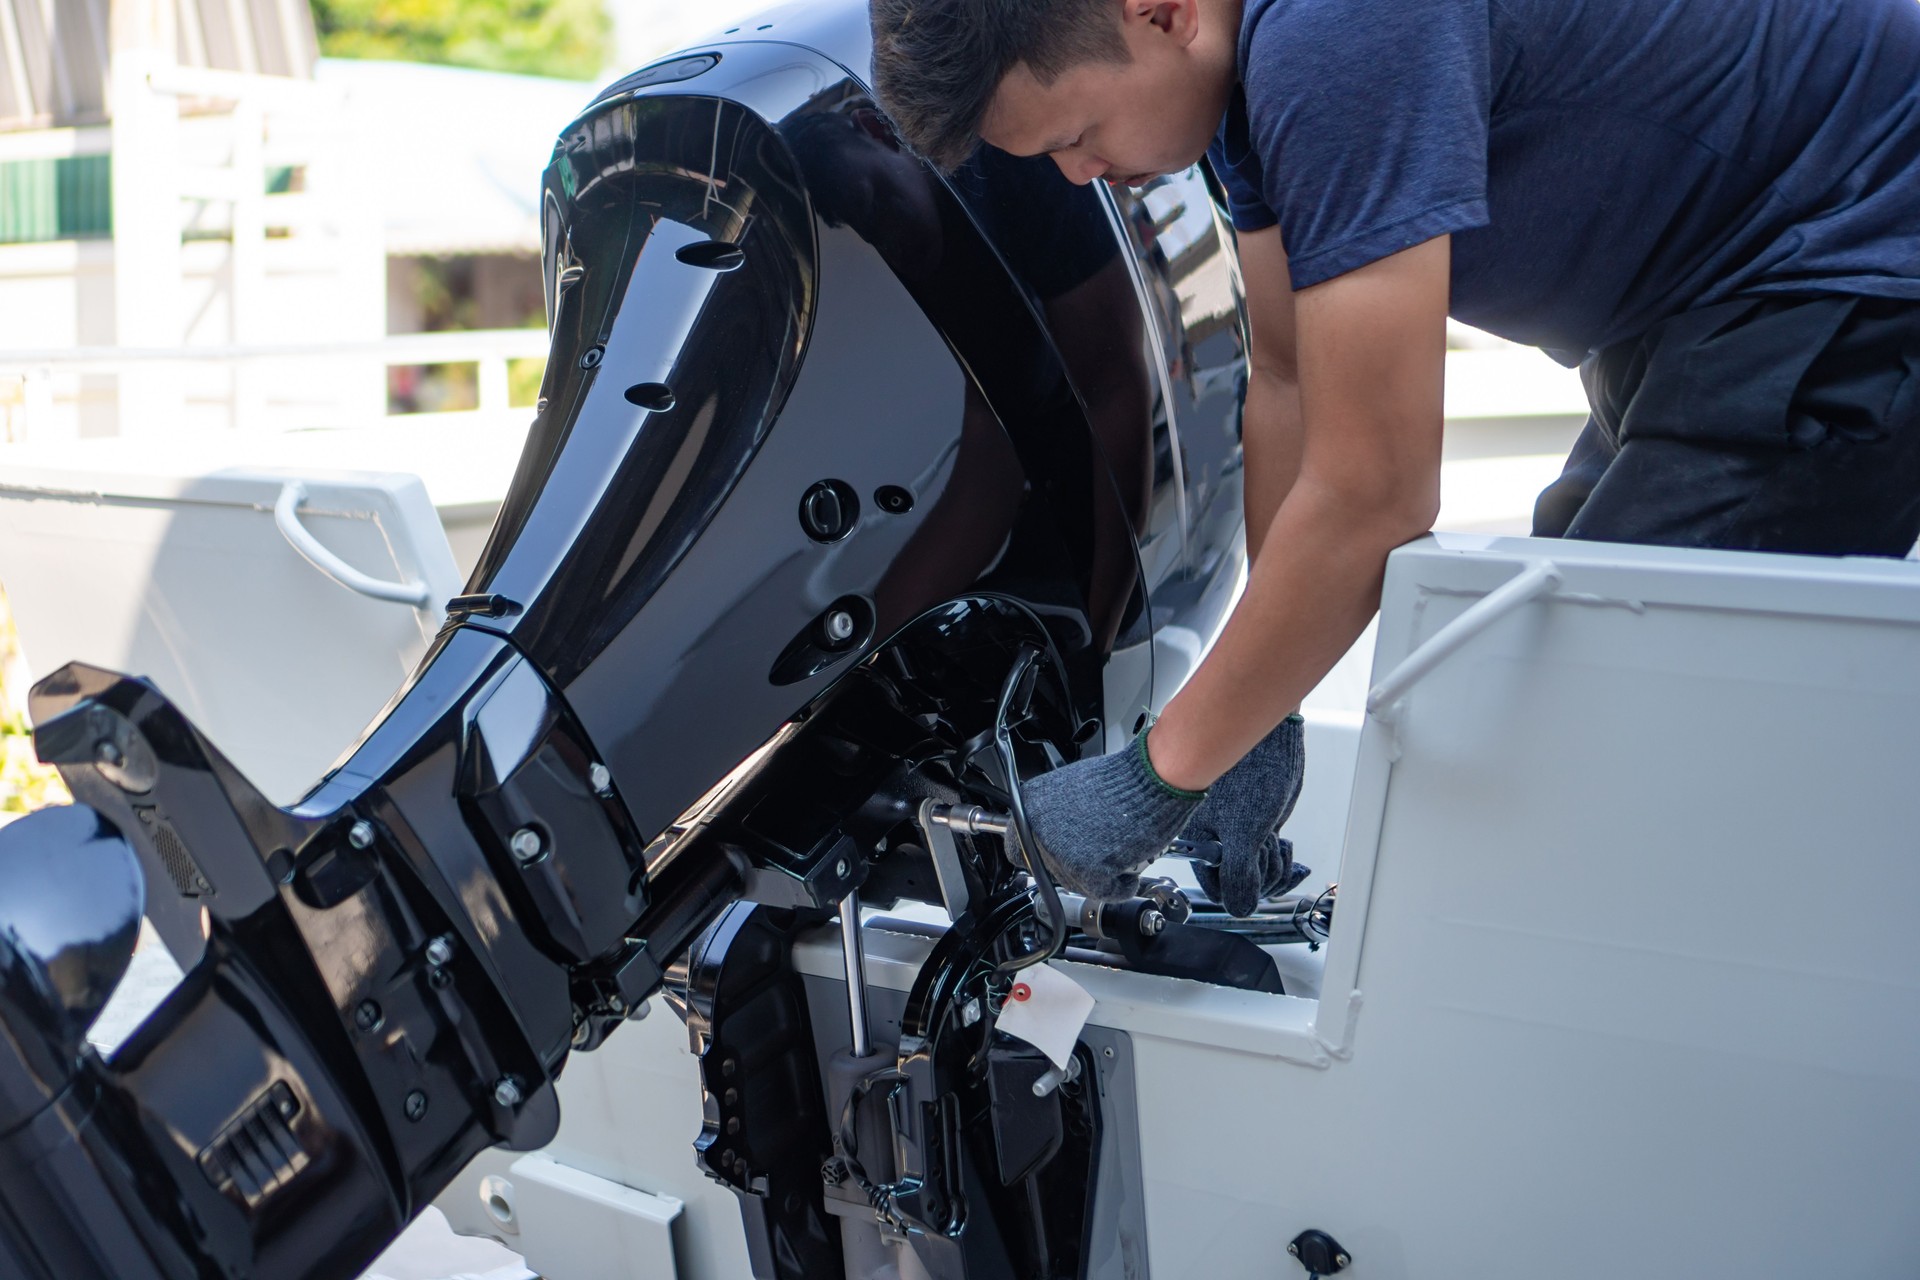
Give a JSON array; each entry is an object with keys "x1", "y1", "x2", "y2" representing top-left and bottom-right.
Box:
[{"x1": 980, "y1": 0, "x2": 1236, "y2": 187}]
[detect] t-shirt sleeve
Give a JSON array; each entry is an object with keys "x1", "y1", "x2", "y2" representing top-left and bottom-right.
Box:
[{"x1": 1242, "y1": 0, "x2": 1492, "y2": 288}]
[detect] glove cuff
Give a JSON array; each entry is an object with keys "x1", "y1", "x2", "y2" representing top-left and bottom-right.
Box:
[{"x1": 1135, "y1": 725, "x2": 1205, "y2": 802}]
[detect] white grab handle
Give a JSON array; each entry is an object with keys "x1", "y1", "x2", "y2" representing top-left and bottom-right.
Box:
[
  {"x1": 1366, "y1": 558, "x2": 1562, "y2": 718},
  {"x1": 273, "y1": 481, "x2": 432, "y2": 608}
]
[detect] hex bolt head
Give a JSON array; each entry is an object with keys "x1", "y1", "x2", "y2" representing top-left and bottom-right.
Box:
[
  {"x1": 404, "y1": 1090, "x2": 428, "y2": 1122},
  {"x1": 821, "y1": 609, "x2": 856, "y2": 645},
  {"x1": 493, "y1": 1077, "x2": 524, "y2": 1108},
  {"x1": 348, "y1": 821, "x2": 375, "y2": 850},
  {"x1": 589, "y1": 762, "x2": 612, "y2": 795},
  {"x1": 509, "y1": 828, "x2": 543, "y2": 863},
  {"x1": 354, "y1": 1000, "x2": 383, "y2": 1032},
  {"x1": 424, "y1": 935, "x2": 455, "y2": 967},
  {"x1": 1139, "y1": 907, "x2": 1167, "y2": 937}
]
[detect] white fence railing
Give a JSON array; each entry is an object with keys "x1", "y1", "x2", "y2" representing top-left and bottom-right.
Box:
[{"x1": 0, "y1": 329, "x2": 550, "y2": 443}]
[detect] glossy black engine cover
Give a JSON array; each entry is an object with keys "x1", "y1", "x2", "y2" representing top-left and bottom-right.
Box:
[{"x1": 472, "y1": 46, "x2": 1130, "y2": 843}]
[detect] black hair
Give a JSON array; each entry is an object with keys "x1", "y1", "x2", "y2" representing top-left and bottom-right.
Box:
[{"x1": 869, "y1": 0, "x2": 1130, "y2": 172}]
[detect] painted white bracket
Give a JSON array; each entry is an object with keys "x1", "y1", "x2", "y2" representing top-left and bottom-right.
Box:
[
  {"x1": 1365, "y1": 558, "x2": 1562, "y2": 723},
  {"x1": 490, "y1": 1154, "x2": 684, "y2": 1280},
  {"x1": 273, "y1": 481, "x2": 432, "y2": 607}
]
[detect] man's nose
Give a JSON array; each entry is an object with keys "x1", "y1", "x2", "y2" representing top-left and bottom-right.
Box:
[{"x1": 1050, "y1": 151, "x2": 1104, "y2": 186}]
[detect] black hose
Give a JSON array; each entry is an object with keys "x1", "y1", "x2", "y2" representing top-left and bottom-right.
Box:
[{"x1": 993, "y1": 646, "x2": 1069, "y2": 973}]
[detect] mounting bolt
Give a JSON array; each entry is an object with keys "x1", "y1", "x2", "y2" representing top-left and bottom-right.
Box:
[
  {"x1": 353, "y1": 1000, "x2": 383, "y2": 1032},
  {"x1": 509, "y1": 828, "x2": 543, "y2": 863},
  {"x1": 404, "y1": 1090, "x2": 428, "y2": 1122},
  {"x1": 1287, "y1": 1243, "x2": 1299, "y2": 1256},
  {"x1": 834, "y1": 858, "x2": 850, "y2": 877},
  {"x1": 493, "y1": 1077, "x2": 524, "y2": 1108},
  {"x1": 960, "y1": 998, "x2": 982, "y2": 1027},
  {"x1": 348, "y1": 821, "x2": 375, "y2": 850},
  {"x1": 821, "y1": 609, "x2": 856, "y2": 645},
  {"x1": 1335, "y1": 1254, "x2": 1351, "y2": 1269},
  {"x1": 424, "y1": 935, "x2": 455, "y2": 967},
  {"x1": 1138, "y1": 907, "x2": 1167, "y2": 937},
  {"x1": 589, "y1": 762, "x2": 612, "y2": 795},
  {"x1": 94, "y1": 739, "x2": 123, "y2": 767}
]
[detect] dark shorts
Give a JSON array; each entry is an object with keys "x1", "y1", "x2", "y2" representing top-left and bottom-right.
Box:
[{"x1": 1532, "y1": 295, "x2": 1920, "y2": 557}]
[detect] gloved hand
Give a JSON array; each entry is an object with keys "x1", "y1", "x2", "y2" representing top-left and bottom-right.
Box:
[
  {"x1": 1184, "y1": 714, "x2": 1305, "y2": 917},
  {"x1": 1021, "y1": 728, "x2": 1206, "y2": 900}
]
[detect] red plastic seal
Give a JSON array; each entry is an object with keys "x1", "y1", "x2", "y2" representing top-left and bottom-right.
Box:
[{"x1": 1009, "y1": 983, "x2": 1032, "y2": 1003}]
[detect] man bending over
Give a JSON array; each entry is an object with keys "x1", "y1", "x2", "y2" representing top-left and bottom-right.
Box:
[{"x1": 868, "y1": 0, "x2": 1920, "y2": 911}]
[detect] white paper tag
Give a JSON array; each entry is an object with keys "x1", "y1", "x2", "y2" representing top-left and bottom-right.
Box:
[{"x1": 994, "y1": 962, "x2": 1095, "y2": 1070}]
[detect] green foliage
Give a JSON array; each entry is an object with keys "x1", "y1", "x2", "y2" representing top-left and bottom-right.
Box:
[
  {"x1": 509, "y1": 356, "x2": 547, "y2": 407},
  {"x1": 310, "y1": 0, "x2": 613, "y2": 81}
]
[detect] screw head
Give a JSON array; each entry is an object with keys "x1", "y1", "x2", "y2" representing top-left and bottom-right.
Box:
[
  {"x1": 821, "y1": 609, "x2": 856, "y2": 645},
  {"x1": 1335, "y1": 1254, "x2": 1351, "y2": 1269},
  {"x1": 493, "y1": 1077, "x2": 524, "y2": 1108},
  {"x1": 834, "y1": 857, "x2": 850, "y2": 877},
  {"x1": 424, "y1": 935, "x2": 455, "y2": 967},
  {"x1": 354, "y1": 1000, "x2": 383, "y2": 1032},
  {"x1": 1287, "y1": 1243, "x2": 1299, "y2": 1256},
  {"x1": 509, "y1": 828, "x2": 543, "y2": 863},
  {"x1": 589, "y1": 762, "x2": 612, "y2": 795},
  {"x1": 94, "y1": 739, "x2": 123, "y2": 767},
  {"x1": 404, "y1": 1090, "x2": 428, "y2": 1122},
  {"x1": 348, "y1": 821, "x2": 375, "y2": 849}
]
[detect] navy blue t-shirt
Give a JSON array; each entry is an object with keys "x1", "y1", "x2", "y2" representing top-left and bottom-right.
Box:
[{"x1": 1208, "y1": 0, "x2": 1920, "y2": 361}]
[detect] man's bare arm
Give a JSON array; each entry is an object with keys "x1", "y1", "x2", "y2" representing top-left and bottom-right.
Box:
[
  {"x1": 1236, "y1": 225, "x2": 1304, "y2": 565},
  {"x1": 1147, "y1": 235, "x2": 1451, "y2": 790}
]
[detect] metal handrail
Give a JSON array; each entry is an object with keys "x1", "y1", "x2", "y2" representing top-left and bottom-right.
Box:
[
  {"x1": 1365, "y1": 558, "x2": 1562, "y2": 720},
  {"x1": 272, "y1": 481, "x2": 432, "y2": 608}
]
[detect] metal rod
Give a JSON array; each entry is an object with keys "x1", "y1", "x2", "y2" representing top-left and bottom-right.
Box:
[
  {"x1": 1366, "y1": 558, "x2": 1562, "y2": 720},
  {"x1": 840, "y1": 892, "x2": 872, "y2": 1058},
  {"x1": 925, "y1": 804, "x2": 1010, "y2": 838}
]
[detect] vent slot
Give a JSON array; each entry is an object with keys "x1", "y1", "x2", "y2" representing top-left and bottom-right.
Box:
[{"x1": 198, "y1": 1083, "x2": 308, "y2": 1210}]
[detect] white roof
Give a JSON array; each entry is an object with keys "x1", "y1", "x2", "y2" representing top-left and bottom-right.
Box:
[{"x1": 316, "y1": 58, "x2": 596, "y2": 257}]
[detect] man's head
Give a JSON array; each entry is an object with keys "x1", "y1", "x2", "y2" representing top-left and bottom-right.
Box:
[{"x1": 870, "y1": 0, "x2": 1240, "y2": 185}]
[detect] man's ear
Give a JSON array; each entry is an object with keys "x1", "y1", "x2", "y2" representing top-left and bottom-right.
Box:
[{"x1": 1126, "y1": 0, "x2": 1202, "y2": 47}]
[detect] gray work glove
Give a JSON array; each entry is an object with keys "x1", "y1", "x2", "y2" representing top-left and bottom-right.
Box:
[
  {"x1": 1184, "y1": 714, "x2": 1305, "y2": 917},
  {"x1": 1022, "y1": 729, "x2": 1206, "y2": 901}
]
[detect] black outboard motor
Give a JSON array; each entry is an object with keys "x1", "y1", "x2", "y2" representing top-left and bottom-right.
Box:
[{"x1": 0, "y1": 7, "x2": 1249, "y2": 1278}]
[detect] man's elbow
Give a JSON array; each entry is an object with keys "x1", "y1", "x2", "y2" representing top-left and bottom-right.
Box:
[{"x1": 1301, "y1": 467, "x2": 1441, "y2": 549}]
